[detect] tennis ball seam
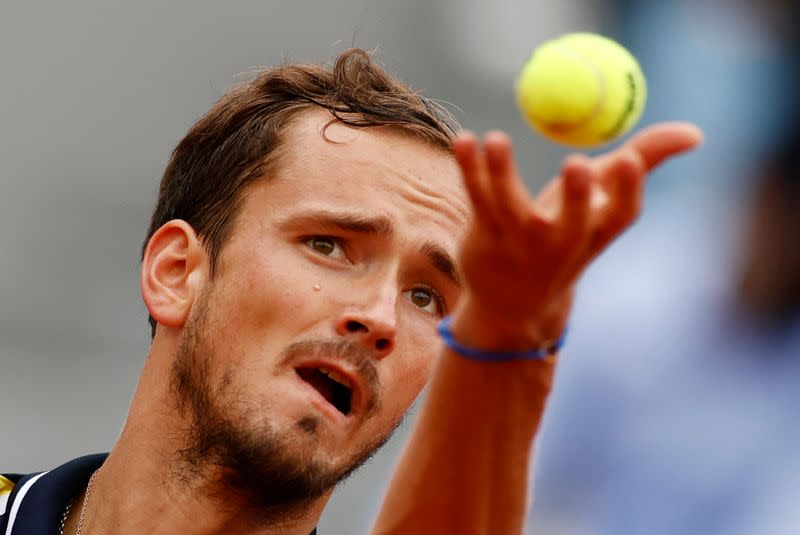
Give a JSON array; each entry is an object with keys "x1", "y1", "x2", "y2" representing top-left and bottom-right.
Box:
[
  {"x1": 603, "y1": 70, "x2": 639, "y2": 140},
  {"x1": 557, "y1": 39, "x2": 641, "y2": 142},
  {"x1": 549, "y1": 42, "x2": 607, "y2": 129}
]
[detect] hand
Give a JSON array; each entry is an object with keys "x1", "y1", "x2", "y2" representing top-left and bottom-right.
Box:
[{"x1": 450, "y1": 122, "x2": 703, "y2": 349}]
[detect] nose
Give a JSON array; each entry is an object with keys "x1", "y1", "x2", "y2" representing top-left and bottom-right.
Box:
[{"x1": 334, "y1": 288, "x2": 397, "y2": 359}]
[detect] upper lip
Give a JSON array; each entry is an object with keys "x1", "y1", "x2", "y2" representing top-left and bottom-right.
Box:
[{"x1": 292, "y1": 357, "x2": 368, "y2": 419}]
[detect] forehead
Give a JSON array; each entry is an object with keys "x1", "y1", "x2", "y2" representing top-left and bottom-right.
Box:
[{"x1": 256, "y1": 110, "x2": 470, "y2": 240}]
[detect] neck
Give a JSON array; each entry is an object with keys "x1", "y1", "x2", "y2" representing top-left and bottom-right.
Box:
[{"x1": 70, "y1": 338, "x2": 328, "y2": 535}]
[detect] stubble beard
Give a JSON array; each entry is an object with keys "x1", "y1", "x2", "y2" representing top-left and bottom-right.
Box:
[{"x1": 168, "y1": 289, "x2": 400, "y2": 517}]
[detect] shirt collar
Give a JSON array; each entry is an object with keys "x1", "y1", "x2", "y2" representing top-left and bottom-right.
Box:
[{"x1": 5, "y1": 453, "x2": 107, "y2": 535}]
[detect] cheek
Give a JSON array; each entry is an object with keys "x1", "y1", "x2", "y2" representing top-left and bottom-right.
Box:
[
  {"x1": 198, "y1": 267, "x2": 311, "y2": 376},
  {"x1": 382, "y1": 335, "x2": 438, "y2": 414},
  {"x1": 218, "y1": 251, "x2": 319, "y2": 332}
]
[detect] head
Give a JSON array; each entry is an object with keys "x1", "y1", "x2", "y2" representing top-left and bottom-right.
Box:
[{"x1": 139, "y1": 49, "x2": 470, "y2": 509}]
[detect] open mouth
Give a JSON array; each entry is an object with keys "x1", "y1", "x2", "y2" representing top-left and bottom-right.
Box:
[{"x1": 296, "y1": 366, "x2": 353, "y2": 416}]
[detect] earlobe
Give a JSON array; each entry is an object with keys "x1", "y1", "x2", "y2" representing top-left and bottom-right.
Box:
[{"x1": 141, "y1": 220, "x2": 208, "y2": 331}]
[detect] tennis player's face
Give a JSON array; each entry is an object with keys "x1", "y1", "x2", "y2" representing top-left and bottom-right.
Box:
[{"x1": 173, "y1": 110, "x2": 469, "y2": 502}]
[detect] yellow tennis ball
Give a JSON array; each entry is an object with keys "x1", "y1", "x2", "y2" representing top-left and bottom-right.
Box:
[{"x1": 516, "y1": 32, "x2": 647, "y2": 148}]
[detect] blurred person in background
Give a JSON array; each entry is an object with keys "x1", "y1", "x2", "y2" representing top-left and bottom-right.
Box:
[
  {"x1": 530, "y1": 1, "x2": 800, "y2": 534},
  {"x1": 739, "y1": 129, "x2": 800, "y2": 323}
]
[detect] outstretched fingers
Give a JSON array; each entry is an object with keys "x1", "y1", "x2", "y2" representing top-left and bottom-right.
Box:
[
  {"x1": 483, "y1": 131, "x2": 537, "y2": 233},
  {"x1": 452, "y1": 123, "x2": 699, "y2": 260},
  {"x1": 596, "y1": 121, "x2": 703, "y2": 176},
  {"x1": 628, "y1": 121, "x2": 704, "y2": 170},
  {"x1": 582, "y1": 121, "x2": 702, "y2": 258},
  {"x1": 588, "y1": 150, "x2": 645, "y2": 257},
  {"x1": 455, "y1": 131, "x2": 547, "y2": 238},
  {"x1": 559, "y1": 154, "x2": 593, "y2": 245},
  {"x1": 453, "y1": 132, "x2": 498, "y2": 232}
]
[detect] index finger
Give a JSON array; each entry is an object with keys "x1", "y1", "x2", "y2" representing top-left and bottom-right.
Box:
[{"x1": 596, "y1": 121, "x2": 704, "y2": 175}]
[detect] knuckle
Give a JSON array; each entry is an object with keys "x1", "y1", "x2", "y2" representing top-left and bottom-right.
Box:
[{"x1": 589, "y1": 227, "x2": 613, "y2": 250}]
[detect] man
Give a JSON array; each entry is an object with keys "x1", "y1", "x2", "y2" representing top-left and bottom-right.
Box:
[{"x1": 0, "y1": 49, "x2": 701, "y2": 534}]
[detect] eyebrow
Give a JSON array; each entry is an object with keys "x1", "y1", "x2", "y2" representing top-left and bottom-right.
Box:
[
  {"x1": 280, "y1": 209, "x2": 463, "y2": 289},
  {"x1": 279, "y1": 210, "x2": 394, "y2": 236},
  {"x1": 421, "y1": 241, "x2": 462, "y2": 289}
]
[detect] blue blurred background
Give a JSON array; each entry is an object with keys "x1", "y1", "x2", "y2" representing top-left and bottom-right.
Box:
[{"x1": 2, "y1": 0, "x2": 799, "y2": 533}]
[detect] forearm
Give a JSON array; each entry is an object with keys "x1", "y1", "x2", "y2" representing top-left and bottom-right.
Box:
[{"x1": 371, "y1": 304, "x2": 559, "y2": 534}]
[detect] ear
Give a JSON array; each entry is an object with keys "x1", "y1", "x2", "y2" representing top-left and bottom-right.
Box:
[{"x1": 141, "y1": 220, "x2": 208, "y2": 331}]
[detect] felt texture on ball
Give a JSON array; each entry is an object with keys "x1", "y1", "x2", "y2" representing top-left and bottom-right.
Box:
[{"x1": 516, "y1": 33, "x2": 647, "y2": 148}]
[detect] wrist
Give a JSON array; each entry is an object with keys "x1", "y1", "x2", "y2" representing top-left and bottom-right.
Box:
[
  {"x1": 438, "y1": 316, "x2": 566, "y2": 361},
  {"x1": 448, "y1": 292, "x2": 571, "y2": 352}
]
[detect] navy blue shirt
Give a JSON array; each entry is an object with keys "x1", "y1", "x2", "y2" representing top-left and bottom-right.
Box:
[
  {"x1": 1, "y1": 454, "x2": 106, "y2": 535},
  {"x1": 1, "y1": 454, "x2": 317, "y2": 534}
]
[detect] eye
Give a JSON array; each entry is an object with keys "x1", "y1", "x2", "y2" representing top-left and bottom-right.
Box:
[
  {"x1": 306, "y1": 236, "x2": 346, "y2": 260},
  {"x1": 403, "y1": 286, "x2": 446, "y2": 316}
]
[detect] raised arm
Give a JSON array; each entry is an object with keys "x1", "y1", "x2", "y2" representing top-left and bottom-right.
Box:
[{"x1": 371, "y1": 122, "x2": 703, "y2": 534}]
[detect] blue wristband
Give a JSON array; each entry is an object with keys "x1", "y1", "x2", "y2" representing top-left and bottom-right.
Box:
[{"x1": 436, "y1": 316, "x2": 566, "y2": 361}]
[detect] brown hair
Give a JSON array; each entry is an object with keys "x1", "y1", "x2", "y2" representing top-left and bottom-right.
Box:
[{"x1": 143, "y1": 48, "x2": 460, "y2": 337}]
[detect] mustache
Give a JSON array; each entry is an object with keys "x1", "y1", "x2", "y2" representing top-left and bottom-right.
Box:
[{"x1": 278, "y1": 337, "x2": 382, "y2": 414}]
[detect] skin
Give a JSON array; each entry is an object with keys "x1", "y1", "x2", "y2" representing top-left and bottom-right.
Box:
[{"x1": 62, "y1": 106, "x2": 702, "y2": 534}]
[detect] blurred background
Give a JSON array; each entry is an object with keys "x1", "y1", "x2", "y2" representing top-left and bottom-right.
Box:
[{"x1": 1, "y1": 0, "x2": 798, "y2": 533}]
